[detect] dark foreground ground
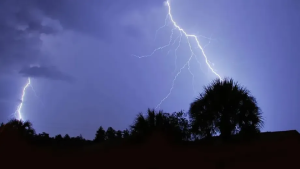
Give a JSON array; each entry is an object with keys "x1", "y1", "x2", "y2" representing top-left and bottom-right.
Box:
[{"x1": 1, "y1": 130, "x2": 299, "y2": 168}]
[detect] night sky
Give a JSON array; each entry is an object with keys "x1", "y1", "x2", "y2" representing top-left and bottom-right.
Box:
[{"x1": 0, "y1": 0, "x2": 299, "y2": 139}]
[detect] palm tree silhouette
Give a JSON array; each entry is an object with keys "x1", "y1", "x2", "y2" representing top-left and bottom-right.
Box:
[{"x1": 189, "y1": 78, "x2": 264, "y2": 140}]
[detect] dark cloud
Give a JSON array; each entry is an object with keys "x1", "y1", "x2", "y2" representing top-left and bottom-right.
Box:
[
  {"x1": 0, "y1": 0, "x2": 162, "y2": 75},
  {"x1": 19, "y1": 66, "x2": 74, "y2": 82},
  {"x1": 0, "y1": 0, "x2": 68, "y2": 78}
]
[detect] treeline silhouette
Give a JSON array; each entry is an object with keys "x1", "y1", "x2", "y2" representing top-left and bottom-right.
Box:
[{"x1": 0, "y1": 78, "x2": 264, "y2": 149}]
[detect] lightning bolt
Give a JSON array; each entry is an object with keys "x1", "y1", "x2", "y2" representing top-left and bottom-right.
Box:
[
  {"x1": 165, "y1": 0, "x2": 222, "y2": 79},
  {"x1": 15, "y1": 77, "x2": 31, "y2": 120},
  {"x1": 133, "y1": 0, "x2": 223, "y2": 109}
]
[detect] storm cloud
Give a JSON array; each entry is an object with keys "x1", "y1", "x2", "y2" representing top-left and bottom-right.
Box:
[
  {"x1": 0, "y1": 0, "x2": 163, "y2": 77},
  {"x1": 0, "y1": 0, "x2": 63, "y2": 77}
]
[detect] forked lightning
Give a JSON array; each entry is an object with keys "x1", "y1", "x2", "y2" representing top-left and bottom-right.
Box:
[{"x1": 134, "y1": 0, "x2": 223, "y2": 109}]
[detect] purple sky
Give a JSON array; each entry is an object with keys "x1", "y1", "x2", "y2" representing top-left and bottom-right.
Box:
[{"x1": 0, "y1": 0, "x2": 299, "y2": 139}]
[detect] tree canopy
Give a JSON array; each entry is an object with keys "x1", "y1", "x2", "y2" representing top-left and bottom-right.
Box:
[
  {"x1": 189, "y1": 78, "x2": 264, "y2": 140},
  {"x1": 130, "y1": 109, "x2": 190, "y2": 141}
]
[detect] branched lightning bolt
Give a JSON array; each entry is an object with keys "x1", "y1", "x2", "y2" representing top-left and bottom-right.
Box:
[
  {"x1": 15, "y1": 77, "x2": 31, "y2": 120},
  {"x1": 165, "y1": 1, "x2": 222, "y2": 80},
  {"x1": 133, "y1": 0, "x2": 223, "y2": 109}
]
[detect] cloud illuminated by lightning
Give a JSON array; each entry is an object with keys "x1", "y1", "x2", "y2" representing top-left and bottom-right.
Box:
[
  {"x1": 15, "y1": 77, "x2": 31, "y2": 120},
  {"x1": 133, "y1": 0, "x2": 223, "y2": 109}
]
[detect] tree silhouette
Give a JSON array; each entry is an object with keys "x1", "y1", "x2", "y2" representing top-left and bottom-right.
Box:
[
  {"x1": 55, "y1": 134, "x2": 63, "y2": 141},
  {"x1": 116, "y1": 130, "x2": 123, "y2": 139},
  {"x1": 189, "y1": 78, "x2": 264, "y2": 141},
  {"x1": 5, "y1": 119, "x2": 35, "y2": 139},
  {"x1": 130, "y1": 109, "x2": 190, "y2": 141},
  {"x1": 123, "y1": 129, "x2": 130, "y2": 138},
  {"x1": 64, "y1": 134, "x2": 71, "y2": 140},
  {"x1": 94, "y1": 126, "x2": 106, "y2": 142},
  {"x1": 130, "y1": 112, "x2": 150, "y2": 137},
  {"x1": 77, "y1": 134, "x2": 84, "y2": 140},
  {"x1": 40, "y1": 132, "x2": 50, "y2": 138},
  {"x1": 106, "y1": 127, "x2": 116, "y2": 141},
  {"x1": 168, "y1": 111, "x2": 191, "y2": 141}
]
